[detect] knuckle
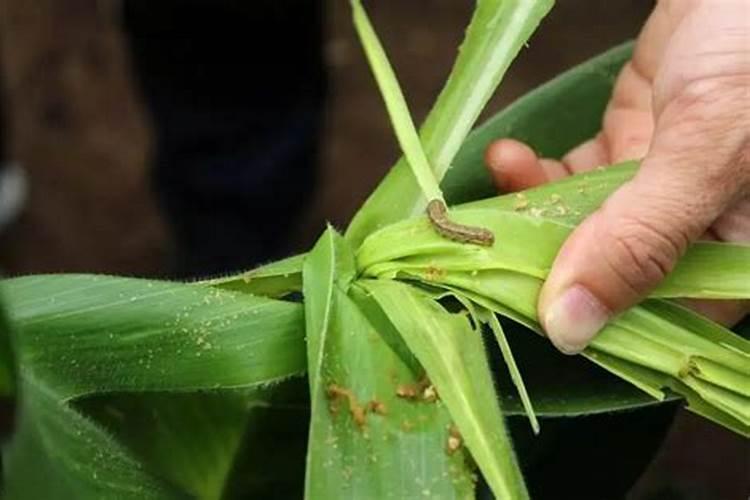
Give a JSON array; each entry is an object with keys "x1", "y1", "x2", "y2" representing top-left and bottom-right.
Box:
[
  {"x1": 668, "y1": 75, "x2": 749, "y2": 124},
  {"x1": 600, "y1": 216, "x2": 687, "y2": 295},
  {"x1": 657, "y1": 75, "x2": 750, "y2": 191},
  {"x1": 712, "y1": 196, "x2": 750, "y2": 242}
]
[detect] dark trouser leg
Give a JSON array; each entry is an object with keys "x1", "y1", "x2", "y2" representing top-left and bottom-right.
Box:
[{"x1": 122, "y1": 0, "x2": 325, "y2": 278}]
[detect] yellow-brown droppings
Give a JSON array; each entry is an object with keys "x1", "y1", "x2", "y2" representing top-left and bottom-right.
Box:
[
  {"x1": 529, "y1": 207, "x2": 546, "y2": 218},
  {"x1": 327, "y1": 384, "x2": 368, "y2": 429},
  {"x1": 396, "y1": 384, "x2": 419, "y2": 399},
  {"x1": 424, "y1": 266, "x2": 445, "y2": 281},
  {"x1": 446, "y1": 425, "x2": 463, "y2": 455},
  {"x1": 554, "y1": 205, "x2": 569, "y2": 216},
  {"x1": 401, "y1": 419, "x2": 415, "y2": 431},
  {"x1": 328, "y1": 402, "x2": 340, "y2": 416},
  {"x1": 342, "y1": 465, "x2": 353, "y2": 480},
  {"x1": 513, "y1": 193, "x2": 529, "y2": 210},
  {"x1": 678, "y1": 358, "x2": 700, "y2": 379},
  {"x1": 422, "y1": 384, "x2": 438, "y2": 403},
  {"x1": 396, "y1": 376, "x2": 433, "y2": 401},
  {"x1": 368, "y1": 400, "x2": 388, "y2": 415}
]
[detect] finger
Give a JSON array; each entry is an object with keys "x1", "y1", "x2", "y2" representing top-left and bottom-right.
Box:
[
  {"x1": 485, "y1": 139, "x2": 547, "y2": 191},
  {"x1": 712, "y1": 196, "x2": 750, "y2": 243},
  {"x1": 539, "y1": 158, "x2": 569, "y2": 181},
  {"x1": 537, "y1": 78, "x2": 750, "y2": 354},
  {"x1": 602, "y1": 60, "x2": 655, "y2": 162},
  {"x1": 596, "y1": 0, "x2": 697, "y2": 163},
  {"x1": 561, "y1": 135, "x2": 610, "y2": 172},
  {"x1": 602, "y1": 107, "x2": 654, "y2": 163},
  {"x1": 680, "y1": 298, "x2": 750, "y2": 328},
  {"x1": 629, "y1": 0, "x2": 697, "y2": 82},
  {"x1": 601, "y1": 61, "x2": 655, "y2": 163}
]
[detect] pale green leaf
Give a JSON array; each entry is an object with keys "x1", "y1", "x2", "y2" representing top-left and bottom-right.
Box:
[
  {"x1": 393, "y1": 267, "x2": 749, "y2": 435},
  {"x1": 360, "y1": 279, "x2": 528, "y2": 500},
  {"x1": 347, "y1": 0, "x2": 554, "y2": 245},
  {"x1": 303, "y1": 228, "x2": 477, "y2": 499},
  {"x1": 358, "y1": 193, "x2": 750, "y2": 301},
  {"x1": 480, "y1": 308, "x2": 539, "y2": 434},
  {"x1": 202, "y1": 253, "x2": 305, "y2": 298},
  {"x1": 351, "y1": 0, "x2": 443, "y2": 203}
]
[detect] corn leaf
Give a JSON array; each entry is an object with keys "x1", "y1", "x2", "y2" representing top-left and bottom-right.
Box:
[
  {"x1": 4, "y1": 375, "x2": 178, "y2": 500},
  {"x1": 77, "y1": 382, "x2": 311, "y2": 500},
  {"x1": 358, "y1": 187, "x2": 750, "y2": 301},
  {"x1": 461, "y1": 161, "x2": 637, "y2": 225},
  {"x1": 0, "y1": 285, "x2": 16, "y2": 397},
  {"x1": 2, "y1": 275, "x2": 308, "y2": 498},
  {"x1": 359, "y1": 278, "x2": 529, "y2": 500},
  {"x1": 351, "y1": 0, "x2": 443, "y2": 203},
  {"x1": 203, "y1": 253, "x2": 305, "y2": 298},
  {"x1": 79, "y1": 391, "x2": 250, "y2": 500},
  {"x1": 443, "y1": 42, "x2": 634, "y2": 204},
  {"x1": 347, "y1": 0, "x2": 554, "y2": 245},
  {"x1": 4, "y1": 275, "x2": 306, "y2": 399},
  {"x1": 221, "y1": 380, "x2": 309, "y2": 498},
  {"x1": 420, "y1": 284, "x2": 672, "y2": 417},
  {"x1": 303, "y1": 228, "x2": 477, "y2": 499},
  {"x1": 652, "y1": 243, "x2": 750, "y2": 299},
  {"x1": 391, "y1": 267, "x2": 749, "y2": 436},
  {"x1": 480, "y1": 308, "x2": 539, "y2": 434}
]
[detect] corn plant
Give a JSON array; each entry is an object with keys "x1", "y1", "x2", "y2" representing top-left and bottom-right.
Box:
[{"x1": 1, "y1": 1, "x2": 748, "y2": 499}]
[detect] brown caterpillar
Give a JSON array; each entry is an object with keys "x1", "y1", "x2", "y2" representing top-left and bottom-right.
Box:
[{"x1": 426, "y1": 199, "x2": 495, "y2": 246}]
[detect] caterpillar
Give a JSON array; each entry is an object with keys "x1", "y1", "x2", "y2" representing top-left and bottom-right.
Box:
[{"x1": 426, "y1": 199, "x2": 495, "y2": 246}]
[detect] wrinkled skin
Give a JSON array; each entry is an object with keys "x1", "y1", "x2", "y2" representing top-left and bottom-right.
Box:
[{"x1": 485, "y1": 0, "x2": 750, "y2": 353}]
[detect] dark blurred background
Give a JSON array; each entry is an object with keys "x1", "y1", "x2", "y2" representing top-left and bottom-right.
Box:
[{"x1": 0, "y1": 0, "x2": 746, "y2": 498}]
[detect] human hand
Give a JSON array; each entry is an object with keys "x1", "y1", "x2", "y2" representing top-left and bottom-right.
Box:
[{"x1": 484, "y1": 0, "x2": 750, "y2": 354}]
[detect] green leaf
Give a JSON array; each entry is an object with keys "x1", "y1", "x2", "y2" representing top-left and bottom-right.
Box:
[
  {"x1": 415, "y1": 284, "x2": 670, "y2": 417},
  {"x1": 303, "y1": 227, "x2": 356, "y2": 395},
  {"x1": 443, "y1": 42, "x2": 634, "y2": 204},
  {"x1": 4, "y1": 375, "x2": 178, "y2": 500},
  {"x1": 359, "y1": 279, "x2": 528, "y2": 500},
  {"x1": 357, "y1": 188, "x2": 750, "y2": 301},
  {"x1": 80, "y1": 383, "x2": 311, "y2": 500},
  {"x1": 351, "y1": 0, "x2": 443, "y2": 203},
  {"x1": 397, "y1": 267, "x2": 749, "y2": 435},
  {"x1": 653, "y1": 242, "x2": 750, "y2": 299},
  {"x1": 2, "y1": 275, "x2": 308, "y2": 497},
  {"x1": 221, "y1": 380, "x2": 309, "y2": 499},
  {"x1": 4, "y1": 275, "x2": 306, "y2": 399},
  {"x1": 303, "y1": 229, "x2": 476, "y2": 499},
  {"x1": 480, "y1": 308, "x2": 539, "y2": 434},
  {"x1": 79, "y1": 391, "x2": 250, "y2": 500},
  {"x1": 461, "y1": 161, "x2": 636, "y2": 226},
  {"x1": 202, "y1": 253, "x2": 305, "y2": 298},
  {"x1": 347, "y1": 0, "x2": 554, "y2": 245},
  {"x1": 0, "y1": 284, "x2": 16, "y2": 397}
]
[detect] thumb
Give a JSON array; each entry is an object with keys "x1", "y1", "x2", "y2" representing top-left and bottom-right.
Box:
[{"x1": 538, "y1": 79, "x2": 750, "y2": 354}]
